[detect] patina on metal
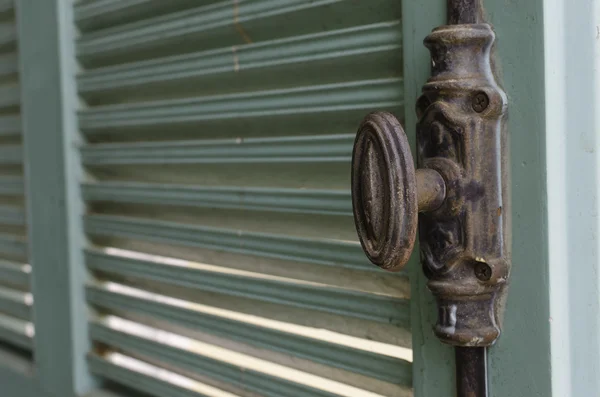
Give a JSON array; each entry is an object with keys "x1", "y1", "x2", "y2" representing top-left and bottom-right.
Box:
[
  {"x1": 447, "y1": 0, "x2": 481, "y2": 24},
  {"x1": 456, "y1": 347, "x2": 488, "y2": 396},
  {"x1": 352, "y1": 112, "x2": 446, "y2": 271},
  {"x1": 351, "y1": 1, "x2": 508, "y2": 396},
  {"x1": 352, "y1": 23, "x2": 509, "y2": 344},
  {"x1": 418, "y1": 21, "x2": 509, "y2": 349}
]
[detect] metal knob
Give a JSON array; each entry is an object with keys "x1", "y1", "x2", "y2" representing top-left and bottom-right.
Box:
[{"x1": 351, "y1": 112, "x2": 446, "y2": 271}]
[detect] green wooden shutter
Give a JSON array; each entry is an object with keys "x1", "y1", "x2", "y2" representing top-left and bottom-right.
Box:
[
  {"x1": 0, "y1": 1, "x2": 32, "y2": 355},
  {"x1": 75, "y1": 1, "x2": 410, "y2": 396}
]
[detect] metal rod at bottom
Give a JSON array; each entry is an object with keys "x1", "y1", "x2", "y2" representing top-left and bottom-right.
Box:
[{"x1": 455, "y1": 347, "x2": 488, "y2": 397}]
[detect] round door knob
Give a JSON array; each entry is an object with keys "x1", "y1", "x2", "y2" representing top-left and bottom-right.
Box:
[{"x1": 351, "y1": 112, "x2": 446, "y2": 272}]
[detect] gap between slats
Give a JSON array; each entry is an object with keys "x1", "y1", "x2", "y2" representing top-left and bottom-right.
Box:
[{"x1": 90, "y1": 316, "x2": 412, "y2": 396}]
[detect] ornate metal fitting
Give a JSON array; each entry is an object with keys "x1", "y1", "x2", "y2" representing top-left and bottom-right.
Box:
[{"x1": 352, "y1": 23, "x2": 509, "y2": 348}]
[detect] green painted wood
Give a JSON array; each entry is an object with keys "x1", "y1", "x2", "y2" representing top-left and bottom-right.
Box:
[
  {"x1": 0, "y1": 53, "x2": 18, "y2": 79},
  {"x1": 0, "y1": 205, "x2": 25, "y2": 226},
  {"x1": 0, "y1": 115, "x2": 20, "y2": 138},
  {"x1": 78, "y1": 79, "x2": 402, "y2": 131},
  {"x1": 0, "y1": 260, "x2": 29, "y2": 289},
  {"x1": 77, "y1": 2, "x2": 409, "y2": 396},
  {"x1": 83, "y1": 182, "x2": 351, "y2": 216},
  {"x1": 16, "y1": 0, "x2": 96, "y2": 396},
  {"x1": 0, "y1": 233, "x2": 26, "y2": 259},
  {"x1": 0, "y1": 0, "x2": 13, "y2": 15},
  {"x1": 0, "y1": 22, "x2": 15, "y2": 52},
  {"x1": 81, "y1": 134, "x2": 355, "y2": 165},
  {"x1": 89, "y1": 320, "x2": 347, "y2": 397},
  {"x1": 76, "y1": 0, "x2": 401, "y2": 66},
  {"x1": 482, "y1": 2, "x2": 552, "y2": 397},
  {"x1": 75, "y1": 0, "x2": 206, "y2": 33},
  {"x1": 86, "y1": 282, "x2": 410, "y2": 386},
  {"x1": 401, "y1": 2, "x2": 455, "y2": 396},
  {"x1": 0, "y1": 350, "x2": 47, "y2": 397},
  {"x1": 85, "y1": 248, "x2": 408, "y2": 325},
  {"x1": 0, "y1": 285, "x2": 31, "y2": 320},
  {"x1": 86, "y1": 353, "x2": 236, "y2": 397},
  {"x1": 0, "y1": 145, "x2": 22, "y2": 165},
  {"x1": 77, "y1": 22, "x2": 401, "y2": 96},
  {"x1": 84, "y1": 215, "x2": 381, "y2": 274},
  {"x1": 0, "y1": 312, "x2": 32, "y2": 350},
  {"x1": 0, "y1": 177, "x2": 22, "y2": 196}
]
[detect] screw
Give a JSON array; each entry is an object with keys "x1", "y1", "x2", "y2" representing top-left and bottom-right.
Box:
[
  {"x1": 472, "y1": 92, "x2": 489, "y2": 113},
  {"x1": 474, "y1": 261, "x2": 492, "y2": 281}
]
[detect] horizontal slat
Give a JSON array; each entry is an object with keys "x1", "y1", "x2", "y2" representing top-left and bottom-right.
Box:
[
  {"x1": 91, "y1": 318, "x2": 394, "y2": 397},
  {"x1": 86, "y1": 249, "x2": 407, "y2": 325},
  {"x1": 0, "y1": 115, "x2": 20, "y2": 136},
  {"x1": 0, "y1": 260, "x2": 29, "y2": 288},
  {"x1": 0, "y1": 312, "x2": 32, "y2": 350},
  {"x1": 0, "y1": 23, "x2": 15, "y2": 49},
  {"x1": 76, "y1": 0, "x2": 149, "y2": 19},
  {"x1": 0, "y1": 1, "x2": 13, "y2": 15},
  {"x1": 75, "y1": 0, "x2": 198, "y2": 27},
  {"x1": 0, "y1": 285, "x2": 30, "y2": 320},
  {"x1": 78, "y1": 78, "x2": 402, "y2": 130},
  {"x1": 0, "y1": 205, "x2": 24, "y2": 226},
  {"x1": 76, "y1": 0, "x2": 399, "y2": 62},
  {"x1": 77, "y1": 22, "x2": 401, "y2": 94},
  {"x1": 75, "y1": 0, "x2": 173, "y2": 21},
  {"x1": 0, "y1": 233, "x2": 25, "y2": 258},
  {"x1": 84, "y1": 215, "x2": 371, "y2": 271},
  {"x1": 0, "y1": 83, "x2": 19, "y2": 108},
  {"x1": 82, "y1": 134, "x2": 353, "y2": 165},
  {"x1": 0, "y1": 177, "x2": 22, "y2": 195},
  {"x1": 83, "y1": 182, "x2": 351, "y2": 216},
  {"x1": 86, "y1": 283, "x2": 410, "y2": 386},
  {"x1": 0, "y1": 339, "x2": 34, "y2": 377},
  {"x1": 0, "y1": 144, "x2": 21, "y2": 164},
  {"x1": 84, "y1": 390, "x2": 135, "y2": 397},
  {"x1": 76, "y1": 1, "x2": 223, "y2": 35},
  {"x1": 0, "y1": 53, "x2": 17, "y2": 78},
  {"x1": 88, "y1": 353, "x2": 242, "y2": 397},
  {"x1": 75, "y1": 0, "x2": 321, "y2": 52}
]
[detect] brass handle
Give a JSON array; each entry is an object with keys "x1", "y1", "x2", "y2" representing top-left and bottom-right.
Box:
[{"x1": 351, "y1": 112, "x2": 446, "y2": 272}]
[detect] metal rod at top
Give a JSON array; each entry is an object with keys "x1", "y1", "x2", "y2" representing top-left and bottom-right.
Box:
[{"x1": 447, "y1": 0, "x2": 480, "y2": 24}]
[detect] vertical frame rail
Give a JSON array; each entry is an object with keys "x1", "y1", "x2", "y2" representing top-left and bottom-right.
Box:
[{"x1": 17, "y1": 1, "x2": 96, "y2": 396}]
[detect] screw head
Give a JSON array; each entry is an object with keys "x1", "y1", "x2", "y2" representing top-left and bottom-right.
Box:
[
  {"x1": 474, "y1": 261, "x2": 492, "y2": 281},
  {"x1": 472, "y1": 92, "x2": 489, "y2": 113}
]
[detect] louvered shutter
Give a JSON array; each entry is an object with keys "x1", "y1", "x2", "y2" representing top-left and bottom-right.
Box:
[
  {"x1": 75, "y1": 1, "x2": 411, "y2": 396},
  {"x1": 0, "y1": 1, "x2": 32, "y2": 356}
]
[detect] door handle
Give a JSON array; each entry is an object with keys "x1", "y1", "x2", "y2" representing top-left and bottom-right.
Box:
[
  {"x1": 351, "y1": 6, "x2": 509, "y2": 397},
  {"x1": 352, "y1": 112, "x2": 446, "y2": 271}
]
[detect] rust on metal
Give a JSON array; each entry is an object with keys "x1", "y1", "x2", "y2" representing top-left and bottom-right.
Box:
[
  {"x1": 417, "y1": 23, "x2": 509, "y2": 347},
  {"x1": 351, "y1": 112, "x2": 418, "y2": 272},
  {"x1": 351, "y1": 23, "x2": 510, "y2": 348},
  {"x1": 456, "y1": 347, "x2": 488, "y2": 396},
  {"x1": 447, "y1": 0, "x2": 481, "y2": 24},
  {"x1": 351, "y1": 112, "x2": 448, "y2": 272},
  {"x1": 416, "y1": 168, "x2": 446, "y2": 213},
  {"x1": 352, "y1": 1, "x2": 507, "y2": 395}
]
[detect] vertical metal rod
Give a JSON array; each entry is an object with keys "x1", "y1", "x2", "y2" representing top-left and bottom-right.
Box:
[
  {"x1": 456, "y1": 347, "x2": 488, "y2": 397},
  {"x1": 447, "y1": 3, "x2": 486, "y2": 395},
  {"x1": 447, "y1": 0, "x2": 480, "y2": 24}
]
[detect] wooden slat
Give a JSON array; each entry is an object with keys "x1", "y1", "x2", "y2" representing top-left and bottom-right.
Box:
[{"x1": 78, "y1": 79, "x2": 401, "y2": 131}]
